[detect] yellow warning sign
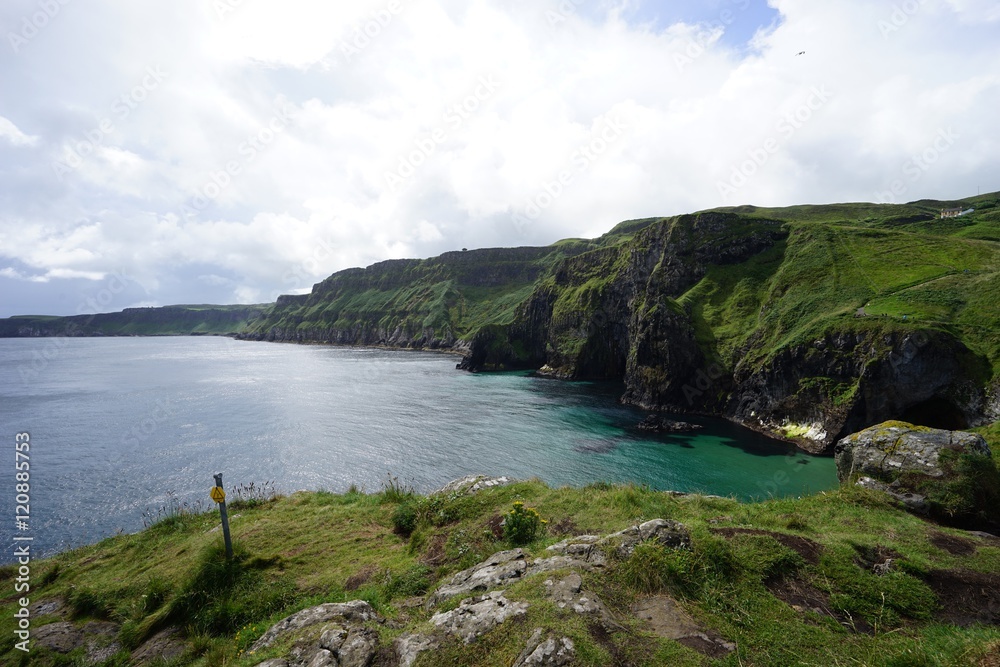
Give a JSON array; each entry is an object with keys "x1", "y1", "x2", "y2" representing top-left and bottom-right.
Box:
[{"x1": 210, "y1": 486, "x2": 226, "y2": 503}]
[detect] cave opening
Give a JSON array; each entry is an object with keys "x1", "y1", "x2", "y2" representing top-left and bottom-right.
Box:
[{"x1": 899, "y1": 397, "x2": 968, "y2": 431}]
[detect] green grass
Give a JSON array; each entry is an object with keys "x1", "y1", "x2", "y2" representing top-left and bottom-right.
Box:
[{"x1": 3, "y1": 480, "x2": 999, "y2": 666}]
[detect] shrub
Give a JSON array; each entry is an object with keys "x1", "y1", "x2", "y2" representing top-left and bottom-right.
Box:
[
  {"x1": 392, "y1": 501, "x2": 419, "y2": 537},
  {"x1": 503, "y1": 501, "x2": 546, "y2": 546}
]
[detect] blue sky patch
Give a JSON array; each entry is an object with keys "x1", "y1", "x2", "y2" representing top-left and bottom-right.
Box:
[{"x1": 620, "y1": 0, "x2": 780, "y2": 50}]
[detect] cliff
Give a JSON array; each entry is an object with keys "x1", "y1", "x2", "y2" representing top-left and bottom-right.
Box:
[{"x1": 457, "y1": 197, "x2": 1000, "y2": 452}]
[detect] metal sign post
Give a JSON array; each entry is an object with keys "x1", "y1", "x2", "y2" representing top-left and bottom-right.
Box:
[{"x1": 212, "y1": 473, "x2": 233, "y2": 560}]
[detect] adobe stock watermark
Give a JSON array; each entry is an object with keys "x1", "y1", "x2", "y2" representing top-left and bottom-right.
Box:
[
  {"x1": 878, "y1": 0, "x2": 928, "y2": 39},
  {"x1": 7, "y1": 0, "x2": 72, "y2": 54},
  {"x1": 873, "y1": 127, "x2": 958, "y2": 204},
  {"x1": 716, "y1": 85, "x2": 833, "y2": 201},
  {"x1": 337, "y1": 0, "x2": 405, "y2": 63},
  {"x1": 512, "y1": 113, "x2": 628, "y2": 233},
  {"x1": 212, "y1": 0, "x2": 247, "y2": 20},
  {"x1": 17, "y1": 269, "x2": 135, "y2": 385},
  {"x1": 180, "y1": 103, "x2": 297, "y2": 219},
  {"x1": 282, "y1": 236, "x2": 338, "y2": 292},
  {"x1": 51, "y1": 66, "x2": 168, "y2": 181},
  {"x1": 673, "y1": 0, "x2": 752, "y2": 73},
  {"x1": 383, "y1": 75, "x2": 501, "y2": 193},
  {"x1": 544, "y1": 0, "x2": 584, "y2": 28}
]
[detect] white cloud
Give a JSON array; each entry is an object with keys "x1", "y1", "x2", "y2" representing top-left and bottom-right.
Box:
[
  {"x1": 0, "y1": 0, "x2": 998, "y2": 316},
  {"x1": 0, "y1": 116, "x2": 38, "y2": 146}
]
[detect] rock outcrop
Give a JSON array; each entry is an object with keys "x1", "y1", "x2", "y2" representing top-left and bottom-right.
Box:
[
  {"x1": 251, "y1": 518, "x2": 705, "y2": 667},
  {"x1": 636, "y1": 415, "x2": 704, "y2": 433},
  {"x1": 834, "y1": 421, "x2": 999, "y2": 525},
  {"x1": 834, "y1": 421, "x2": 991, "y2": 482}
]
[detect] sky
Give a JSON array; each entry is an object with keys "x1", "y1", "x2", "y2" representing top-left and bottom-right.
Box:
[{"x1": 0, "y1": 0, "x2": 998, "y2": 317}]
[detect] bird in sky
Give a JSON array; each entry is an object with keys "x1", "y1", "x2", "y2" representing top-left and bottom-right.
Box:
[{"x1": 796, "y1": 51, "x2": 806, "y2": 56}]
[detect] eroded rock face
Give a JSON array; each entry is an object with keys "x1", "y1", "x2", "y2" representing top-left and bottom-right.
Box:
[{"x1": 834, "y1": 421, "x2": 991, "y2": 482}]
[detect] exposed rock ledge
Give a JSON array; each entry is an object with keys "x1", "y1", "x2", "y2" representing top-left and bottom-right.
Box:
[{"x1": 249, "y1": 517, "x2": 736, "y2": 667}]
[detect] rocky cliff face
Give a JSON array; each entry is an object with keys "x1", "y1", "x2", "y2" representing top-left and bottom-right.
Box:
[
  {"x1": 728, "y1": 329, "x2": 984, "y2": 452},
  {"x1": 457, "y1": 212, "x2": 996, "y2": 453}
]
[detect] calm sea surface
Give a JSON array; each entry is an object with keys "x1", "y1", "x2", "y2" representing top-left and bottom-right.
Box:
[{"x1": 0, "y1": 337, "x2": 837, "y2": 561}]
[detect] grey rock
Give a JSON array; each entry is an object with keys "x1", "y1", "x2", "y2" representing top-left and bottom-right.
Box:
[
  {"x1": 609, "y1": 518, "x2": 692, "y2": 556},
  {"x1": 542, "y1": 572, "x2": 616, "y2": 626},
  {"x1": 543, "y1": 519, "x2": 690, "y2": 567},
  {"x1": 252, "y1": 660, "x2": 289, "y2": 667},
  {"x1": 544, "y1": 535, "x2": 606, "y2": 568},
  {"x1": 431, "y1": 475, "x2": 514, "y2": 496},
  {"x1": 34, "y1": 621, "x2": 115, "y2": 655},
  {"x1": 835, "y1": 422, "x2": 991, "y2": 483},
  {"x1": 29, "y1": 599, "x2": 63, "y2": 617},
  {"x1": 512, "y1": 628, "x2": 576, "y2": 666},
  {"x1": 855, "y1": 476, "x2": 930, "y2": 514},
  {"x1": 251, "y1": 600, "x2": 377, "y2": 652},
  {"x1": 319, "y1": 626, "x2": 347, "y2": 651},
  {"x1": 337, "y1": 628, "x2": 379, "y2": 667},
  {"x1": 305, "y1": 648, "x2": 334, "y2": 667},
  {"x1": 966, "y1": 530, "x2": 999, "y2": 540},
  {"x1": 86, "y1": 639, "x2": 122, "y2": 665},
  {"x1": 428, "y1": 548, "x2": 528, "y2": 607},
  {"x1": 394, "y1": 633, "x2": 440, "y2": 667},
  {"x1": 527, "y1": 555, "x2": 594, "y2": 575},
  {"x1": 430, "y1": 591, "x2": 529, "y2": 643},
  {"x1": 32, "y1": 621, "x2": 79, "y2": 654},
  {"x1": 131, "y1": 628, "x2": 187, "y2": 664},
  {"x1": 631, "y1": 596, "x2": 735, "y2": 658}
]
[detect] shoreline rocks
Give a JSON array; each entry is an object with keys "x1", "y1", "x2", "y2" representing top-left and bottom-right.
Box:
[{"x1": 636, "y1": 415, "x2": 704, "y2": 434}]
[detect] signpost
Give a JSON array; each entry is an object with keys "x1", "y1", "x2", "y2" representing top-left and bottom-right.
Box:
[{"x1": 212, "y1": 473, "x2": 233, "y2": 560}]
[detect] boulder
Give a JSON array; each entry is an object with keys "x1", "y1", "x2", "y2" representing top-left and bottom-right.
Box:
[
  {"x1": 512, "y1": 628, "x2": 575, "y2": 666},
  {"x1": 427, "y1": 549, "x2": 527, "y2": 607},
  {"x1": 394, "y1": 633, "x2": 440, "y2": 667},
  {"x1": 250, "y1": 600, "x2": 378, "y2": 652},
  {"x1": 430, "y1": 591, "x2": 529, "y2": 643},
  {"x1": 835, "y1": 421, "x2": 999, "y2": 524},
  {"x1": 835, "y1": 421, "x2": 990, "y2": 482}
]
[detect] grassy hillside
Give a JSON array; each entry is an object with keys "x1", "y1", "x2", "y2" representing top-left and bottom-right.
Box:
[
  {"x1": 0, "y1": 305, "x2": 272, "y2": 337},
  {"x1": 679, "y1": 211, "x2": 1000, "y2": 376},
  {"x1": 4, "y1": 460, "x2": 999, "y2": 667}
]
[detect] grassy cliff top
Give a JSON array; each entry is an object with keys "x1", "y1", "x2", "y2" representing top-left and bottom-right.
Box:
[{"x1": 3, "y1": 427, "x2": 998, "y2": 666}]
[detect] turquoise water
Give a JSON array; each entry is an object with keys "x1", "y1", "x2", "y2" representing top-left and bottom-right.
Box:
[{"x1": 0, "y1": 337, "x2": 837, "y2": 560}]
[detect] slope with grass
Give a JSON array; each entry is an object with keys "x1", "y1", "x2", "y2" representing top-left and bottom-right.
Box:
[
  {"x1": 3, "y1": 446, "x2": 999, "y2": 667},
  {"x1": 236, "y1": 237, "x2": 642, "y2": 349}
]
